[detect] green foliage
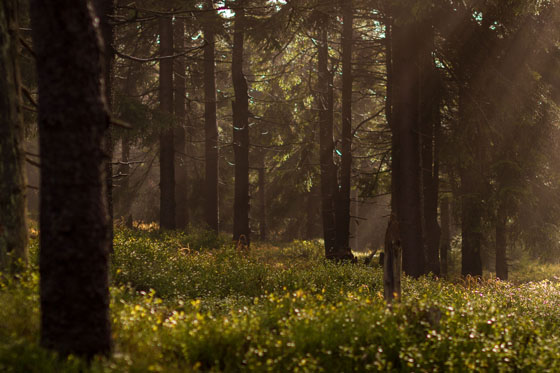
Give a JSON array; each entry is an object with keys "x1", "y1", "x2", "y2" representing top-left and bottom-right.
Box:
[{"x1": 4, "y1": 229, "x2": 560, "y2": 371}]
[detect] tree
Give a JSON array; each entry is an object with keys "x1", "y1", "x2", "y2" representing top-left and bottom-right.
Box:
[
  {"x1": 174, "y1": 17, "x2": 189, "y2": 230},
  {"x1": 389, "y1": 6, "x2": 425, "y2": 277},
  {"x1": 232, "y1": 2, "x2": 251, "y2": 245},
  {"x1": 94, "y1": 0, "x2": 115, "y2": 249},
  {"x1": 334, "y1": 0, "x2": 354, "y2": 256},
  {"x1": 0, "y1": 0, "x2": 28, "y2": 272},
  {"x1": 316, "y1": 9, "x2": 337, "y2": 258},
  {"x1": 419, "y1": 20, "x2": 442, "y2": 276},
  {"x1": 203, "y1": 4, "x2": 219, "y2": 232},
  {"x1": 159, "y1": 14, "x2": 176, "y2": 230},
  {"x1": 31, "y1": 0, "x2": 111, "y2": 357}
]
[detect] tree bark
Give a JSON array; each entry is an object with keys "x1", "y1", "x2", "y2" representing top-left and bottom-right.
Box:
[
  {"x1": 495, "y1": 202, "x2": 508, "y2": 280},
  {"x1": 0, "y1": 0, "x2": 28, "y2": 272},
  {"x1": 334, "y1": 0, "x2": 354, "y2": 257},
  {"x1": 317, "y1": 16, "x2": 337, "y2": 258},
  {"x1": 384, "y1": 214, "x2": 401, "y2": 303},
  {"x1": 118, "y1": 135, "x2": 131, "y2": 220},
  {"x1": 458, "y1": 87, "x2": 483, "y2": 277},
  {"x1": 419, "y1": 24, "x2": 441, "y2": 276},
  {"x1": 440, "y1": 196, "x2": 451, "y2": 277},
  {"x1": 258, "y1": 154, "x2": 266, "y2": 241},
  {"x1": 203, "y1": 9, "x2": 219, "y2": 232},
  {"x1": 31, "y1": 0, "x2": 111, "y2": 357},
  {"x1": 93, "y1": 0, "x2": 115, "y2": 250},
  {"x1": 174, "y1": 17, "x2": 188, "y2": 230},
  {"x1": 391, "y1": 18, "x2": 425, "y2": 277},
  {"x1": 385, "y1": 16, "x2": 396, "y2": 214},
  {"x1": 232, "y1": 5, "x2": 250, "y2": 246},
  {"x1": 159, "y1": 15, "x2": 175, "y2": 230}
]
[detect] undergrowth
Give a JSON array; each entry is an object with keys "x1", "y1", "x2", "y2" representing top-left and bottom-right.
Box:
[{"x1": 2, "y1": 228, "x2": 560, "y2": 372}]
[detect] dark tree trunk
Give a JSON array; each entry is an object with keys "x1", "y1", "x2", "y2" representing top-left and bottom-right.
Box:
[
  {"x1": 495, "y1": 203, "x2": 508, "y2": 280},
  {"x1": 118, "y1": 135, "x2": 131, "y2": 220},
  {"x1": 115, "y1": 66, "x2": 137, "y2": 222},
  {"x1": 460, "y1": 168, "x2": 483, "y2": 277},
  {"x1": 305, "y1": 186, "x2": 318, "y2": 240},
  {"x1": 459, "y1": 88, "x2": 483, "y2": 277},
  {"x1": 258, "y1": 155, "x2": 266, "y2": 241},
  {"x1": 440, "y1": 196, "x2": 451, "y2": 277},
  {"x1": 94, "y1": 0, "x2": 115, "y2": 250},
  {"x1": 159, "y1": 15, "x2": 175, "y2": 230},
  {"x1": 174, "y1": 18, "x2": 189, "y2": 230},
  {"x1": 334, "y1": 0, "x2": 353, "y2": 257},
  {"x1": 391, "y1": 18, "x2": 425, "y2": 277},
  {"x1": 384, "y1": 214, "x2": 401, "y2": 303},
  {"x1": 419, "y1": 25, "x2": 441, "y2": 276},
  {"x1": 0, "y1": 0, "x2": 28, "y2": 272},
  {"x1": 31, "y1": 0, "x2": 111, "y2": 357},
  {"x1": 317, "y1": 18, "x2": 337, "y2": 258},
  {"x1": 203, "y1": 11, "x2": 219, "y2": 232},
  {"x1": 232, "y1": 5, "x2": 250, "y2": 245},
  {"x1": 385, "y1": 16, "x2": 397, "y2": 214}
]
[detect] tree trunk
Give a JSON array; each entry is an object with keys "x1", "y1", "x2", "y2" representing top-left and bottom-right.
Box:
[
  {"x1": 203, "y1": 10, "x2": 219, "y2": 232},
  {"x1": 334, "y1": 0, "x2": 354, "y2": 257},
  {"x1": 0, "y1": 0, "x2": 28, "y2": 272},
  {"x1": 305, "y1": 186, "x2": 317, "y2": 240},
  {"x1": 257, "y1": 151, "x2": 266, "y2": 241},
  {"x1": 159, "y1": 15, "x2": 175, "y2": 230},
  {"x1": 391, "y1": 18, "x2": 425, "y2": 277},
  {"x1": 459, "y1": 87, "x2": 483, "y2": 277},
  {"x1": 317, "y1": 18, "x2": 337, "y2": 258},
  {"x1": 440, "y1": 196, "x2": 451, "y2": 277},
  {"x1": 385, "y1": 17, "x2": 398, "y2": 215},
  {"x1": 31, "y1": 0, "x2": 111, "y2": 357},
  {"x1": 232, "y1": 5, "x2": 250, "y2": 246},
  {"x1": 174, "y1": 18, "x2": 188, "y2": 230},
  {"x1": 384, "y1": 214, "x2": 401, "y2": 303},
  {"x1": 93, "y1": 0, "x2": 115, "y2": 250},
  {"x1": 419, "y1": 25, "x2": 441, "y2": 276},
  {"x1": 118, "y1": 135, "x2": 131, "y2": 220},
  {"x1": 495, "y1": 202, "x2": 508, "y2": 280}
]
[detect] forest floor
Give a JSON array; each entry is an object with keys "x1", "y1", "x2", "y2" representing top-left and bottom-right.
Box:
[{"x1": 2, "y1": 227, "x2": 560, "y2": 372}]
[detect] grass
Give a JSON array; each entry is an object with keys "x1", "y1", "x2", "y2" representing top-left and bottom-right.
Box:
[{"x1": 2, "y1": 227, "x2": 560, "y2": 371}]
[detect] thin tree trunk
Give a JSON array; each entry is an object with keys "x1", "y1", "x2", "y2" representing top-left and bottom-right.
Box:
[
  {"x1": 203, "y1": 10, "x2": 219, "y2": 232},
  {"x1": 174, "y1": 18, "x2": 188, "y2": 230},
  {"x1": 119, "y1": 135, "x2": 131, "y2": 222},
  {"x1": 159, "y1": 15, "x2": 175, "y2": 230},
  {"x1": 459, "y1": 87, "x2": 483, "y2": 277},
  {"x1": 385, "y1": 16, "x2": 396, "y2": 214},
  {"x1": 440, "y1": 196, "x2": 451, "y2": 277},
  {"x1": 305, "y1": 186, "x2": 317, "y2": 240},
  {"x1": 317, "y1": 17, "x2": 337, "y2": 258},
  {"x1": 334, "y1": 0, "x2": 353, "y2": 257},
  {"x1": 31, "y1": 0, "x2": 111, "y2": 357},
  {"x1": 350, "y1": 188, "x2": 359, "y2": 250},
  {"x1": 232, "y1": 5, "x2": 250, "y2": 245},
  {"x1": 0, "y1": 0, "x2": 27, "y2": 272},
  {"x1": 384, "y1": 214, "x2": 401, "y2": 303},
  {"x1": 115, "y1": 64, "x2": 137, "y2": 222},
  {"x1": 391, "y1": 18, "x2": 425, "y2": 277},
  {"x1": 495, "y1": 202, "x2": 508, "y2": 280},
  {"x1": 258, "y1": 153, "x2": 266, "y2": 241}
]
